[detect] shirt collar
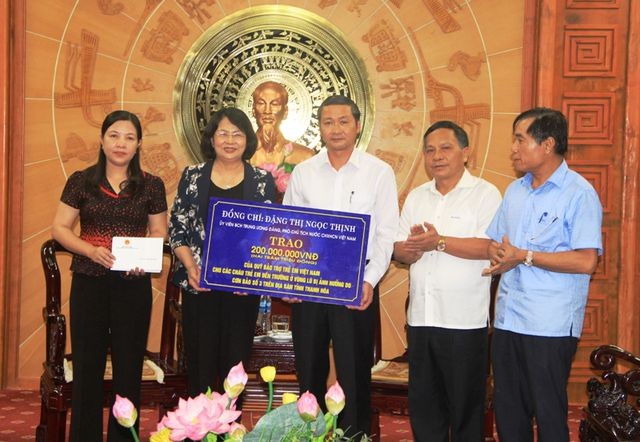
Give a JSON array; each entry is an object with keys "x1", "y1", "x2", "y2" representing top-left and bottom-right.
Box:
[
  {"x1": 425, "y1": 168, "x2": 474, "y2": 194},
  {"x1": 319, "y1": 148, "x2": 360, "y2": 170},
  {"x1": 522, "y1": 159, "x2": 568, "y2": 190}
]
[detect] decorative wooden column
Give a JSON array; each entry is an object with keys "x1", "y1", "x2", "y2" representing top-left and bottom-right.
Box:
[
  {"x1": 0, "y1": 0, "x2": 25, "y2": 387},
  {"x1": 620, "y1": 0, "x2": 640, "y2": 355},
  {"x1": 523, "y1": 0, "x2": 639, "y2": 400}
]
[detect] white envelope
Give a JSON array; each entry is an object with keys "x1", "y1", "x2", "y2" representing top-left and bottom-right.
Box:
[{"x1": 111, "y1": 237, "x2": 164, "y2": 273}]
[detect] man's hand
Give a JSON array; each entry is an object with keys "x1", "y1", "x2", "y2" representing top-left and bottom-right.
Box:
[
  {"x1": 282, "y1": 297, "x2": 302, "y2": 304},
  {"x1": 394, "y1": 240, "x2": 424, "y2": 264},
  {"x1": 348, "y1": 281, "x2": 374, "y2": 311},
  {"x1": 405, "y1": 222, "x2": 439, "y2": 252},
  {"x1": 483, "y1": 235, "x2": 524, "y2": 275}
]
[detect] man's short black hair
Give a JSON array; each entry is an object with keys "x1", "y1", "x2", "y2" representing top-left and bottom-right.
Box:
[
  {"x1": 317, "y1": 95, "x2": 361, "y2": 122},
  {"x1": 513, "y1": 107, "x2": 568, "y2": 156},
  {"x1": 423, "y1": 121, "x2": 469, "y2": 149}
]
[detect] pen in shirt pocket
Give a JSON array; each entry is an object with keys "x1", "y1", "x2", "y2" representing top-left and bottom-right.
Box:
[
  {"x1": 531, "y1": 215, "x2": 558, "y2": 240},
  {"x1": 349, "y1": 190, "x2": 355, "y2": 204}
]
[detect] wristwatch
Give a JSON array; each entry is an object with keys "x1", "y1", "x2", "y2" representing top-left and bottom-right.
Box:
[
  {"x1": 436, "y1": 237, "x2": 446, "y2": 252},
  {"x1": 523, "y1": 250, "x2": 534, "y2": 267}
]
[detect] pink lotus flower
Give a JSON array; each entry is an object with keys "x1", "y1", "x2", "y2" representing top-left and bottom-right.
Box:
[
  {"x1": 223, "y1": 361, "x2": 248, "y2": 399},
  {"x1": 297, "y1": 391, "x2": 320, "y2": 422},
  {"x1": 283, "y1": 142, "x2": 294, "y2": 155},
  {"x1": 325, "y1": 381, "x2": 346, "y2": 416},
  {"x1": 112, "y1": 394, "x2": 137, "y2": 428},
  {"x1": 274, "y1": 170, "x2": 290, "y2": 193},
  {"x1": 161, "y1": 392, "x2": 241, "y2": 441},
  {"x1": 259, "y1": 162, "x2": 279, "y2": 174}
]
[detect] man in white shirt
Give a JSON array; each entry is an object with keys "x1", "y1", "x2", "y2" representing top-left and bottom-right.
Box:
[
  {"x1": 394, "y1": 121, "x2": 502, "y2": 441},
  {"x1": 283, "y1": 95, "x2": 399, "y2": 437}
]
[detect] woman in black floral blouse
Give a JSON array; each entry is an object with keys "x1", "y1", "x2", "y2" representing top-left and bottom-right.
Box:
[
  {"x1": 169, "y1": 107, "x2": 276, "y2": 400},
  {"x1": 52, "y1": 110, "x2": 167, "y2": 441}
]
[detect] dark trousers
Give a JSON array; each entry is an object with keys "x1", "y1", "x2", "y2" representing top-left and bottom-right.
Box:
[
  {"x1": 69, "y1": 272, "x2": 152, "y2": 442},
  {"x1": 181, "y1": 289, "x2": 260, "y2": 402},
  {"x1": 407, "y1": 325, "x2": 488, "y2": 442},
  {"x1": 291, "y1": 290, "x2": 378, "y2": 438},
  {"x1": 492, "y1": 329, "x2": 578, "y2": 442}
]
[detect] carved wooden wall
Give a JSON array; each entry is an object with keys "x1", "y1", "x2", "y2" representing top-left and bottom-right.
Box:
[
  {"x1": 524, "y1": 0, "x2": 640, "y2": 401},
  {"x1": 5, "y1": 0, "x2": 637, "y2": 407},
  {"x1": 6, "y1": 0, "x2": 524, "y2": 388}
]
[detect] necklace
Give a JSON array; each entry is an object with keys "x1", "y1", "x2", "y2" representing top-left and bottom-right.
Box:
[{"x1": 212, "y1": 164, "x2": 244, "y2": 189}]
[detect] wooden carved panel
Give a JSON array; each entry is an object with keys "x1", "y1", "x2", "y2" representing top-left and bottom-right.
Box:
[
  {"x1": 562, "y1": 92, "x2": 615, "y2": 145},
  {"x1": 16, "y1": 0, "x2": 526, "y2": 388},
  {"x1": 141, "y1": 11, "x2": 189, "y2": 64},
  {"x1": 374, "y1": 149, "x2": 405, "y2": 174},
  {"x1": 563, "y1": 25, "x2": 616, "y2": 77},
  {"x1": 54, "y1": 29, "x2": 117, "y2": 128},
  {"x1": 568, "y1": 160, "x2": 613, "y2": 213},
  {"x1": 566, "y1": 0, "x2": 621, "y2": 9},
  {"x1": 362, "y1": 20, "x2": 407, "y2": 72},
  {"x1": 422, "y1": 0, "x2": 462, "y2": 33},
  {"x1": 581, "y1": 294, "x2": 608, "y2": 344},
  {"x1": 177, "y1": 0, "x2": 216, "y2": 25}
]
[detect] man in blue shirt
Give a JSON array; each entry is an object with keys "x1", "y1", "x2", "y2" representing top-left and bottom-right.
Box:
[{"x1": 485, "y1": 108, "x2": 602, "y2": 441}]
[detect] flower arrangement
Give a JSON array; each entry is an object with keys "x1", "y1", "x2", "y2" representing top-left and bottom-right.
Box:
[
  {"x1": 114, "y1": 361, "x2": 367, "y2": 441},
  {"x1": 259, "y1": 143, "x2": 295, "y2": 194}
]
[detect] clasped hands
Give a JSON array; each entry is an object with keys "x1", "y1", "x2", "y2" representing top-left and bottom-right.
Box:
[
  {"x1": 396, "y1": 222, "x2": 440, "y2": 264},
  {"x1": 482, "y1": 235, "x2": 524, "y2": 276}
]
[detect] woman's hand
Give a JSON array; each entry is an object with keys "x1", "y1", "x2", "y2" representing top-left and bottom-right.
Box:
[
  {"x1": 186, "y1": 265, "x2": 207, "y2": 291},
  {"x1": 89, "y1": 246, "x2": 116, "y2": 269},
  {"x1": 126, "y1": 267, "x2": 146, "y2": 277}
]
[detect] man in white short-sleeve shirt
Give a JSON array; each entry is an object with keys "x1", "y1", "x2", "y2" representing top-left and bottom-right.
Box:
[{"x1": 394, "y1": 121, "x2": 501, "y2": 441}]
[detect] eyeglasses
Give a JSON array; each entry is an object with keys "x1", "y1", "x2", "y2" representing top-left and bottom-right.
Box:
[{"x1": 214, "y1": 131, "x2": 246, "y2": 140}]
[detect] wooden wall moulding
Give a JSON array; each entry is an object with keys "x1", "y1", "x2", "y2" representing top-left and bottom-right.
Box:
[
  {"x1": 563, "y1": 25, "x2": 616, "y2": 77},
  {"x1": 566, "y1": 0, "x2": 621, "y2": 9},
  {"x1": 562, "y1": 92, "x2": 615, "y2": 145},
  {"x1": 567, "y1": 160, "x2": 613, "y2": 213},
  {"x1": 581, "y1": 295, "x2": 608, "y2": 344}
]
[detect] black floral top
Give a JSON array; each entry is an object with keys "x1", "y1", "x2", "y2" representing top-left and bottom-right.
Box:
[
  {"x1": 169, "y1": 161, "x2": 275, "y2": 294},
  {"x1": 60, "y1": 170, "x2": 167, "y2": 276}
]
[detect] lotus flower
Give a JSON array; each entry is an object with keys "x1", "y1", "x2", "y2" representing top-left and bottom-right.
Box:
[
  {"x1": 325, "y1": 381, "x2": 346, "y2": 416},
  {"x1": 149, "y1": 425, "x2": 171, "y2": 442},
  {"x1": 112, "y1": 395, "x2": 137, "y2": 428},
  {"x1": 259, "y1": 162, "x2": 279, "y2": 174},
  {"x1": 228, "y1": 422, "x2": 247, "y2": 440},
  {"x1": 223, "y1": 361, "x2": 248, "y2": 399},
  {"x1": 297, "y1": 391, "x2": 320, "y2": 422},
  {"x1": 274, "y1": 170, "x2": 291, "y2": 193},
  {"x1": 260, "y1": 365, "x2": 276, "y2": 383},
  {"x1": 282, "y1": 392, "x2": 298, "y2": 405},
  {"x1": 161, "y1": 392, "x2": 241, "y2": 440}
]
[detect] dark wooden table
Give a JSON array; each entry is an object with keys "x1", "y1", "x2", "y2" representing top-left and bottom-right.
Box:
[{"x1": 243, "y1": 336, "x2": 299, "y2": 412}]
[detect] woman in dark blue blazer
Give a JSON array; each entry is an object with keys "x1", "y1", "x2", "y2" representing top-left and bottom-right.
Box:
[{"x1": 169, "y1": 107, "x2": 275, "y2": 400}]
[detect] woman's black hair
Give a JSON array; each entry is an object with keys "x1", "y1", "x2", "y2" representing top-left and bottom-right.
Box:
[
  {"x1": 200, "y1": 107, "x2": 258, "y2": 161},
  {"x1": 86, "y1": 110, "x2": 144, "y2": 196}
]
